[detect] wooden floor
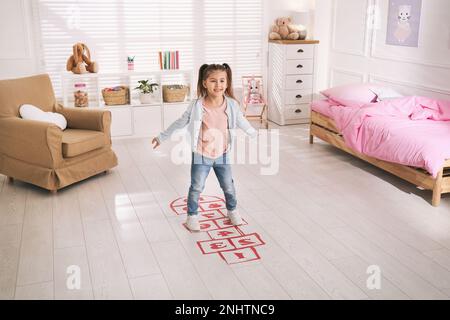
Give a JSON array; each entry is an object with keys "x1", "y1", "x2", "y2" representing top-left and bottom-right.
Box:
[{"x1": 1, "y1": 124, "x2": 450, "y2": 300}]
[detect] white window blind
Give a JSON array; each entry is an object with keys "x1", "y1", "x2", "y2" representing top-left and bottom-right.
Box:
[{"x1": 32, "y1": 0, "x2": 264, "y2": 98}]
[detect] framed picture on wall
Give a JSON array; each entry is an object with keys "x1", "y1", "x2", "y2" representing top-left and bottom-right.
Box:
[{"x1": 386, "y1": 0, "x2": 422, "y2": 47}]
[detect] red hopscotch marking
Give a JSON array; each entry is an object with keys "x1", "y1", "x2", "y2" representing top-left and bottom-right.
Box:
[
  {"x1": 197, "y1": 233, "x2": 265, "y2": 255},
  {"x1": 229, "y1": 233, "x2": 265, "y2": 249},
  {"x1": 197, "y1": 238, "x2": 236, "y2": 254},
  {"x1": 169, "y1": 195, "x2": 265, "y2": 264},
  {"x1": 208, "y1": 227, "x2": 244, "y2": 239},
  {"x1": 170, "y1": 196, "x2": 226, "y2": 214},
  {"x1": 200, "y1": 210, "x2": 225, "y2": 220},
  {"x1": 199, "y1": 220, "x2": 221, "y2": 232},
  {"x1": 206, "y1": 203, "x2": 223, "y2": 209},
  {"x1": 198, "y1": 202, "x2": 226, "y2": 213},
  {"x1": 182, "y1": 219, "x2": 220, "y2": 233},
  {"x1": 219, "y1": 247, "x2": 261, "y2": 264},
  {"x1": 171, "y1": 205, "x2": 189, "y2": 215},
  {"x1": 214, "y1": 217, "x2": 248, "y2": 229}
]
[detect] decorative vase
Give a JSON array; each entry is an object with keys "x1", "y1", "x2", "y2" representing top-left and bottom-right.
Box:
[
  {"x1": 128, "y1": 62, "x2": 134, "y2": 71},
  {"x1": 139, "y1": 92, "x2": 158, "y2": 104}
]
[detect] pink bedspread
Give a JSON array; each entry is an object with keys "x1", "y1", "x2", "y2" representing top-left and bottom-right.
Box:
[{"x1": 327, "y1": 96, "x2": 450, "y2": 177}]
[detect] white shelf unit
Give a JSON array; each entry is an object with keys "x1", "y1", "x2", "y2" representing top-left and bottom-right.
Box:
[{"x1": 61, "y1": 70, "x2": 194, "y2": 138}]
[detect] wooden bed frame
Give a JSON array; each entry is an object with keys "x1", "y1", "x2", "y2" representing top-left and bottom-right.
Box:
[{"x1": 309, "y1": 111, "x2": 450, "y2": 207}]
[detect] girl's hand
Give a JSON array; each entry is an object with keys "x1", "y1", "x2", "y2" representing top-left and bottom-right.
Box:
[{"x1": 151, "y1": 137, "x2": 160, "y2": 149}]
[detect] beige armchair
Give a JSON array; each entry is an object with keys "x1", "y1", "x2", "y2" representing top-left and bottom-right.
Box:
[{"x1": 0, "y1": 74, "x2": 118, "y2": 191}]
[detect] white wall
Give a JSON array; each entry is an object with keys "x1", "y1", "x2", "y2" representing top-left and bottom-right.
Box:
[
  {"x1": 0, "y1": 0, "x2": 40, "y2": 80},
  {"x1": 264, "y1": 0, "x2": 304, "y2": 27},
  {"x1": 312, "y1": 0, "x2": 332, "y2": 92},
  {"x1": 316, "y1": 0, "x2": 450, "y2": 100}
]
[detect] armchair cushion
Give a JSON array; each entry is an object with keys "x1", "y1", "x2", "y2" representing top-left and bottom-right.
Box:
[
  {"x1": 20, "y1": 104, "x2": 67, "y2": 130},
  {"x1": 62, "y1": 129, "x2": 106, "y2": 158}
]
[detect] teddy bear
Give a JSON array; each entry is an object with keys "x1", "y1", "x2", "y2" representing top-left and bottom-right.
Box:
[
  {"x1": 269, "y1": 17, "x2": 300, "y2": 40},
  {"x1": 288, "y1": 23, "x2": 307, "y2": 40},
  {"x1": 66, "y1": 42, "x2": 98, "y2": 74},
  {"x1": 245, "y1": 78, "x2": 264, "y2": 105}
]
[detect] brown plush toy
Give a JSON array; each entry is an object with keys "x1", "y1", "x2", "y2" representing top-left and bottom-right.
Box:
[
  {"x1": 269, "y1": 17, "x2": 300, "y2": 40},
  {"x1": 66, "y1": 42, "x2": 98, "y2": 74}
]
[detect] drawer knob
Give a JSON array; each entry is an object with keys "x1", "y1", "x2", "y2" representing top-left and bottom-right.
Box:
[
  {"x1": 295, "y1": 109, "x2": 302, "y2": 113},
  {"x1": 297, "y1": 64, "x2": 303, "y2": 68},
  {"x1": 297, "y1": 49, "x2": 304, "y2": 53},
  {"x1": 296, "y1": 80, "x2": 303, "y2": 84},
  {"x1": 296, "y1": 95, "x2": 302, "y2": 99}
]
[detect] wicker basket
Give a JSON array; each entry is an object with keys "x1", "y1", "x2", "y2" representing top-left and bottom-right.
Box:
[
  {"x1": 102, "y1": 86, "x2": 130, "y2": 105},
  {"x1": 162, "y1": 85, "x2": 189, "y2": 103}
]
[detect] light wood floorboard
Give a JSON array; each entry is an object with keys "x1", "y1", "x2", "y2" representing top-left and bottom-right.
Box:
[{"x1": 2, "y1": 125, "x2": 450, "y2": 299}]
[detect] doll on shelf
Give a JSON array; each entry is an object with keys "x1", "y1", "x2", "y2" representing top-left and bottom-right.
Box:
[{"x1": 244, "y1": 77, "x2": 264, "y2": 105}]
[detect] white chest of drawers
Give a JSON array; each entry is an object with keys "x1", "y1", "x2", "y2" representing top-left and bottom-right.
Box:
[{"x1": 268, "y1": 40, "x2": 319, "y2": 125}]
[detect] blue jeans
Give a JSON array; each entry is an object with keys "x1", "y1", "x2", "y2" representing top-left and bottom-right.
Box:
[{"x1": 187, "y1": 152, "x2": 237, "y2": 216}]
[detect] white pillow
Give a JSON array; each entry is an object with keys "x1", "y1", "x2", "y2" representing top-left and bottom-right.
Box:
[
  {"x1": 19, "y1": 104, "x2": 67, "y2": 130},
  {"x1": 370, "y1": 87, "x2": 404, "y2": 101}
]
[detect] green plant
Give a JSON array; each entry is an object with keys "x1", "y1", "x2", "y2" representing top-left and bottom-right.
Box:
[
  {"x1": 134, "y1": 80, "x2": 159, "y2": 94},
  {"x1": 127, "y1": 56, "x2": 135, "y2": 62}
]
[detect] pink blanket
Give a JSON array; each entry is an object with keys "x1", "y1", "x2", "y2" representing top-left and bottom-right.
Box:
[{"x1": 331, "y1": 96, "x2": 450, "y2": 177}]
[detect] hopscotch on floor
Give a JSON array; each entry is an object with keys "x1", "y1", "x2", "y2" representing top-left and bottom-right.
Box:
[{"x1": 170, "y1": 195, "x2": 265, "y2": 264}]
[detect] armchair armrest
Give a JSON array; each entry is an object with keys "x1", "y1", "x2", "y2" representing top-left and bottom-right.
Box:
[
  {"x1": 0, "y1": 117, "x2": 63, "y2": 168},
  {"x1": 57, "y1": 105, "x2": 111, "y2": 133}
]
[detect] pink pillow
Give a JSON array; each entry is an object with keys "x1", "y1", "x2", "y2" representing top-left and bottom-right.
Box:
[
  {"x1": 321, "y1": 84, "x2": 378, "y2": 104},
  {"x1": 328, "y1": 97, "x2": 369, "y2": 108}
]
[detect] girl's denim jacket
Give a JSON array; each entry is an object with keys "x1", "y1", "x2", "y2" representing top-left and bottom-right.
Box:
[{"x1": 156, "y1": 96, "x2": 257, "y2": 152}]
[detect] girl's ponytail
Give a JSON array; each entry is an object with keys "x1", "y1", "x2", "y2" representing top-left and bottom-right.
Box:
[
  {"x1": 197, "y1": 64, "x2": 209, "y2": 98},
  {"x1": 222, "y1": 63, "x2": 234, "y2": 100}
]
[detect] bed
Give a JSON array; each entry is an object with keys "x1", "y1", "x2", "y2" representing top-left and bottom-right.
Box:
[{"x1": 309, "y1": 98, "x2": 450, "y2": 207}]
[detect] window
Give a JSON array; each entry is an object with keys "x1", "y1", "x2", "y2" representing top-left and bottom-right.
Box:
[{"x1": 32, "y1": 0, "x2": 264, "y2": 98}]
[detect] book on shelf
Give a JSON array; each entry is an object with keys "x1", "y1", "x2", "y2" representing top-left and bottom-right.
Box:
[{"x1": 158, "y1": 50, "x2": 180, "y2": 70}]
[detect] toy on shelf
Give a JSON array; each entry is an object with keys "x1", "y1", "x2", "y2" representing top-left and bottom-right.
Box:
[
  {"x1": 269, "y1": 17, "x2": 301, "y2": 40},
  {"x1": 66, "y1": 42, "x2": 98, "y2": 74},
  {"x1": 242, "y1": 75, "x2": 268, "y2": 129},
  {"x1": 127, "y1": 56, "x2": 135, "y2": 71},
  {"x1": 74, "y1": 82, "x2": 88, "y2": 107},
  {"x1": 245, "y1": 77, "x2": 264, "y2": 105}
]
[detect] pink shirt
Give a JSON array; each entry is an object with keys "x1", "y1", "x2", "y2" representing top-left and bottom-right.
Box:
[{"x1": 197, "y1": 98, "x2": 228, "y2": 158}]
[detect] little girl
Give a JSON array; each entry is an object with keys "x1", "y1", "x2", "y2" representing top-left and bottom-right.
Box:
[{"x1": 152, "y1": 63, "x2": 256, "y2": 231}]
